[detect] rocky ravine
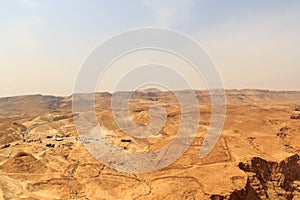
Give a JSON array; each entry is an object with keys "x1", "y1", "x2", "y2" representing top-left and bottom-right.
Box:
[{"x1": 212, "y1": 154, "x2": 300, "y2": 200}]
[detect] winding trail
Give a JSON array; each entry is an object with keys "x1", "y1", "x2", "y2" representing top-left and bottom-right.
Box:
[{"x1": 68, "y1": 159, "x2": 79, "y2": 199}]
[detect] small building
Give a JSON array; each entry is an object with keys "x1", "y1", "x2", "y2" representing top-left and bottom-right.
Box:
[
  {"x1": 121, "y1": 139, "x2": 132, "y2": 143},
  {"x1": 118, "y1": 139, "x2": 132, "y2": 150},
  {"x1": 46, "y1": 143, "x2": 55, "y2": 148},
  {"x1": 55, "y1": 137, "x2": 64, "y2": 142},
  {"x1": 291, "y1": 114, "x2": 300, "y2": 120}
]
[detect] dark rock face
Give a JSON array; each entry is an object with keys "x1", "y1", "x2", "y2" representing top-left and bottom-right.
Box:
[
  {"x1": 211, "y1": 179, "x2": 260, "y2": 200},
  {"x1": 238, "y1": 154, "x2": 300, "y2": 200},
  {"x1": 211, "y1": 155, "x2": 300, "y2": 200},
  {"x1": 15, "y1": 151, "x2": 31, "y2": 157}
]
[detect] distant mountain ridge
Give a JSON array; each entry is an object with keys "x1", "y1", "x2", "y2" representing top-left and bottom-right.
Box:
[{"x1": 0, "y1": 89, "x2": 299, "y2": 112}]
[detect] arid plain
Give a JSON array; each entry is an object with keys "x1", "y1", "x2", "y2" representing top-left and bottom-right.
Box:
[{"x1": 0, "y1": 89, "x2": 300, "y2": 200}]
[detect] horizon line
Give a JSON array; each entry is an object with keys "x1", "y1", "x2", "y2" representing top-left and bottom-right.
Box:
[{"x1": 1, "y1": 88, "x2": 300, "y2": 99}]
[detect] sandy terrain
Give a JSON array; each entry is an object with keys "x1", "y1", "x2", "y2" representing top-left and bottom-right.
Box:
[{"x1": 0, "y1": 89, "x2": 299, "y2": 199}]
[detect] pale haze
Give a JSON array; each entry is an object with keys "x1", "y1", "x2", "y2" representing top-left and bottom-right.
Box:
[{"x1": 0, "y1": 0, "x2": 299, "y2": 97}]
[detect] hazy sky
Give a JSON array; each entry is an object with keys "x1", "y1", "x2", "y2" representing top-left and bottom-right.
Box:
[{"x1": 0, "y1": 0, "x2": 299, "y2": 97}]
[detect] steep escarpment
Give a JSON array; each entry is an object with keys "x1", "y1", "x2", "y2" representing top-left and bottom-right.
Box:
[
  {"x1": 211, "y1": 155, "x2": 300, "y2": 199},
  {"x1": 238, "y1": 154, "x2": 300, "y2": 199}
]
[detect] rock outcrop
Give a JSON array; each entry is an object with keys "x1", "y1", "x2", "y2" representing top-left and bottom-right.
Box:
[
  {"x1": 210, "y1": 155, "x2": 300, "y2": 199},
  {"x1": 238, "y1": 154, "x2": 300, "y2": 199}
]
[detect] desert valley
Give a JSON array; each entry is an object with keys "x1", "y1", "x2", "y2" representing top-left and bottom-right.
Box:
[{"x1": 0, "y1": 89, "x2": 299, "y2": 199}]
